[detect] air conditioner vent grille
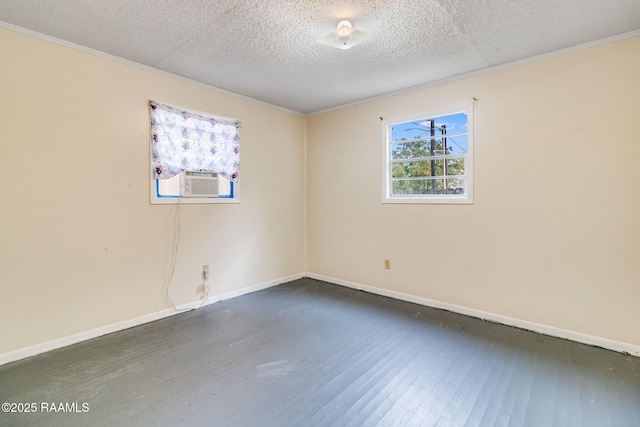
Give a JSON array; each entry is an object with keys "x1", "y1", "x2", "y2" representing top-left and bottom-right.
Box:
[{"x1": 181, "y1": 171, "x2": 218, "y2": 197}]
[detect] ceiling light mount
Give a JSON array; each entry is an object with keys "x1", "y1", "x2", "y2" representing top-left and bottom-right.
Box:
[{"x1": 318, "y1": 20, "x2": 370, "y2": 50}]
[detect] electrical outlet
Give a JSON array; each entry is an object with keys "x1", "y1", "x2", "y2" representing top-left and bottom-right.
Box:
[
  {"x1": 202, "y1": 264, "x2": 210, "y2": 281},
  {"x1": 384, "y1": 259, "x2": 391, "y2": 270}
]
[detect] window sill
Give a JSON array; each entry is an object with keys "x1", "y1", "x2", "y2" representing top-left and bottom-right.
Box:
[
  {"x1": 382, "y1": 196, "x2": 473, "y2": 205},
  {"x1": 150, "y1": 196, "x2": 240, "y2": 205}
]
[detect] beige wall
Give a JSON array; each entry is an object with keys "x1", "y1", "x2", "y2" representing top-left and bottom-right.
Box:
[
  {"x1": 2, "y1": 25, "x2": 639, "y2": 359},
  {"x1": 0, "y1": 28, "x2": 306, "y2": 355},
  {"x1": 307, "y1": 36, "x2": 640, "y2": 347}
]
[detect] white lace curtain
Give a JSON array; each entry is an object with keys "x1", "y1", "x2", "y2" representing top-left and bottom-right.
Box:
[{"x1": 150, "y1": 101, "x2": 240, "y2": 182}]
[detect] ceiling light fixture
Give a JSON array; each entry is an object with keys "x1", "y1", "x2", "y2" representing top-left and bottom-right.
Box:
[{"x1": 318, "y1": 20, "x2": 370, "y2": 50}]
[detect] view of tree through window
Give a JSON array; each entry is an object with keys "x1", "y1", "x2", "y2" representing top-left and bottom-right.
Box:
[{"x1": 389, "y1": 111, "x2": 468, "y2": 196}]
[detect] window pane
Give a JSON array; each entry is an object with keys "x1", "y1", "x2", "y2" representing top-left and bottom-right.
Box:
[
  {"x1": 391, "y1": 112, "x2": 468, "y2": 142},
  {"x1": 445, "y1": 158, "x2": 465, "y2": 176},
  {"x1": 444, "y1": 178, "x2": 466, "y2": 193},
  {"x1": 392, "y1": 160, "x2": 445, "y2": 178},
  {"x1": 391, "y1": 140, "x2": 430, "y2": 160},
  {"x1": 391, "y1": 177, "x2": 466, "y2": 195},
  {"x1": 443, "y1": 134, "x2": 467, "y2": 155},
  {"x1": 392, "y1": 138, "x2": 461, "y2": 159},
  {"x1": 432, "y1": 112, "x2": 468, "y2": 134},
  {"x1": 392, "y1": 178, "x2": 443, "y2": 194}
]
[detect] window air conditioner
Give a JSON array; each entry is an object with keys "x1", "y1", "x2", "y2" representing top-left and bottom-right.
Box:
[{"x1": 180, "y1": 171, "x2": 219, "y2": 197}]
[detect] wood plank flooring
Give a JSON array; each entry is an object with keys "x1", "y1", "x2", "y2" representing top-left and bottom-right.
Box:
[{"x1": 1, "y1": 277, "x2": 639, "y2": 426}]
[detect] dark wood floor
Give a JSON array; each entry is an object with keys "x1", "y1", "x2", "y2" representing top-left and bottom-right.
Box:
[{"x1": 1, "y1": 277, "x2": 639, "y2": 426}]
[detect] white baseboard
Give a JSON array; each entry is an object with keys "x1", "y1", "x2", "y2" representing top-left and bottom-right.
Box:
[
  {"x1": 0, "y1": 273, "x2": 304, "y2": 366},
  {"x1": 306, "y1": 273, "x2": 640, "y2": 357},
  {"x1": 5, "y1": 271, "x2": 636, "y2": 366}
]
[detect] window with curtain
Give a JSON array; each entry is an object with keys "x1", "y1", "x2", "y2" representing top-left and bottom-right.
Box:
[{"x1": 149, "y1": 101, "x2": 240, "y2": 204}]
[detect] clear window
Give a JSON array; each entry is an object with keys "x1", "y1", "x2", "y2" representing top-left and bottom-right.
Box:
[{"x1": 382, "y1": 107, "x2": 473, "y2": 204}]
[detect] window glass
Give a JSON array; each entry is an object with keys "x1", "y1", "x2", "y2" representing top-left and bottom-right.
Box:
[{"x1": 383, "y1": 108, "x2": 472, "y2": 204}]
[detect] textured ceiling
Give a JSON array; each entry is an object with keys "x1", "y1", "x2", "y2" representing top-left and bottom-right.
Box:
[{"x1": 1, "y1": 0, "x2": 640, "y2": 114}]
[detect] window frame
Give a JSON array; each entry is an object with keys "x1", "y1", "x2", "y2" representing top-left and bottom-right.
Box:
[
  {"x1": 150, "y1": 172, "x2": 239, "y2": 205},
  {"x1": 381, "y1": 106, "x2": 473, "y2": 204},
  {"x1": 149, "y1": 102, "x2": 240, "y2": 205}
]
